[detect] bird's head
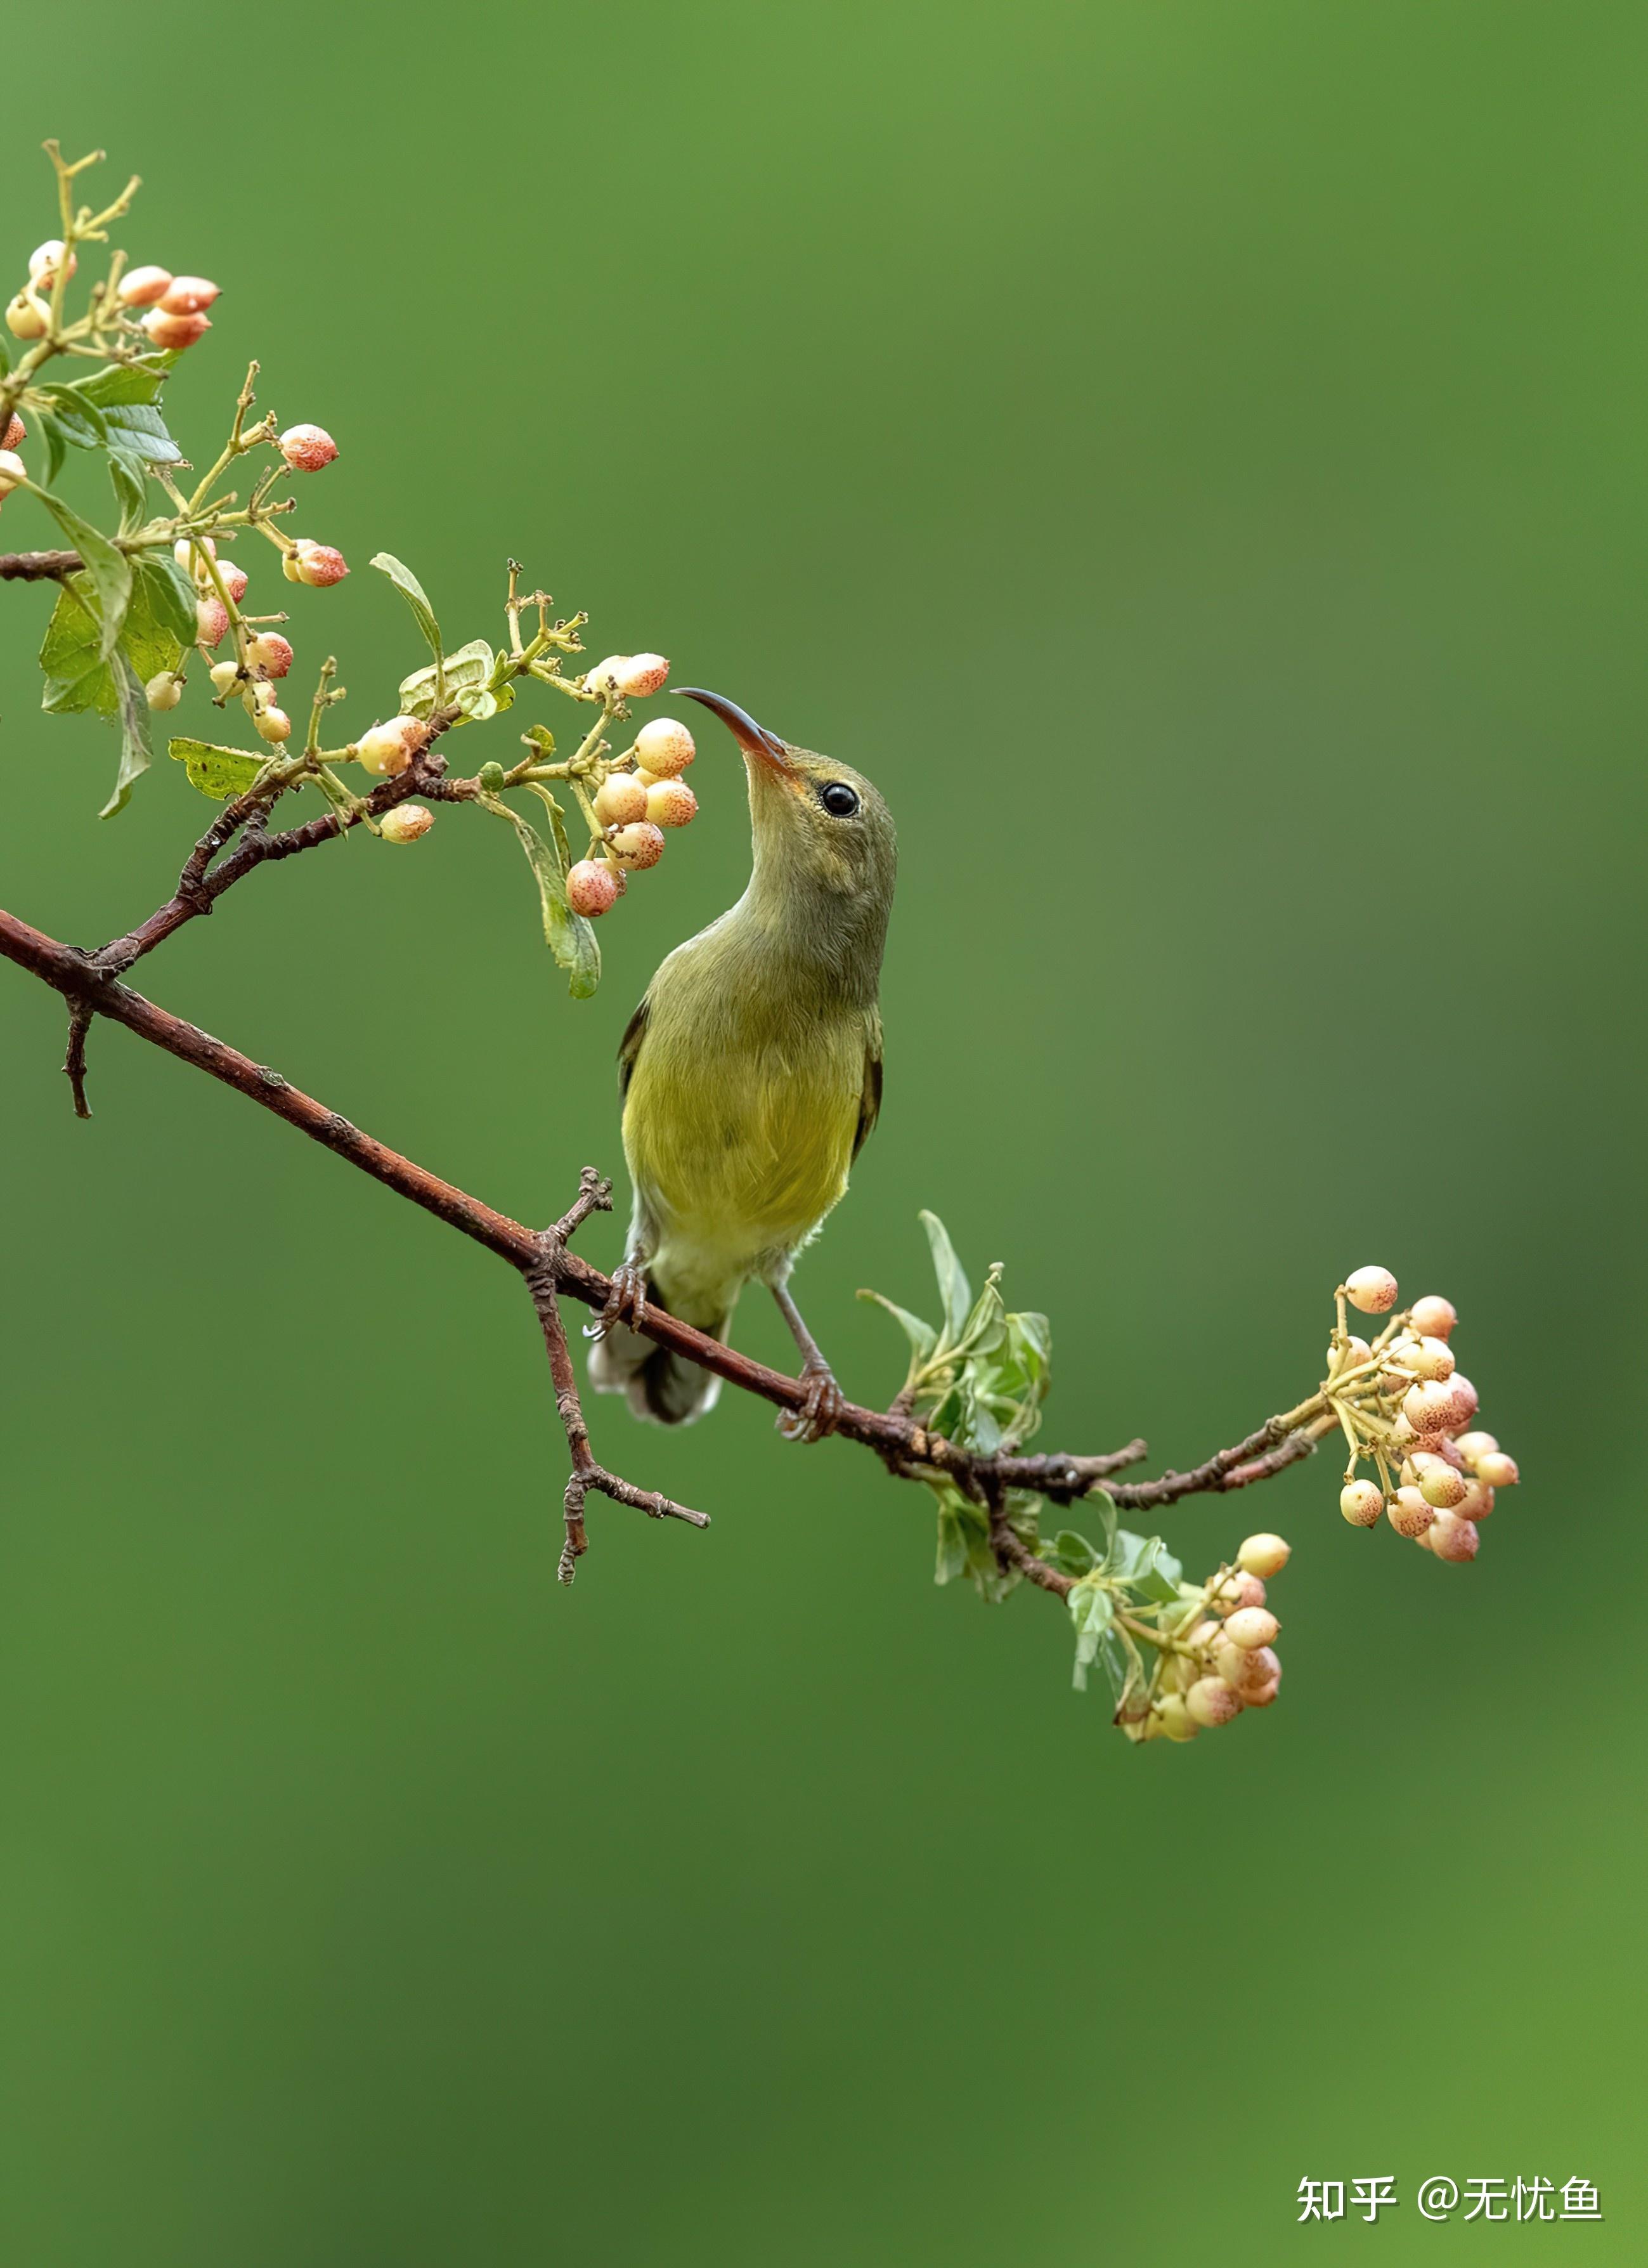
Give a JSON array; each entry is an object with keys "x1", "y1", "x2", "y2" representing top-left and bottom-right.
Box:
[{"x1": 678, "y1": 688, "x2": 897, "y2": 924}]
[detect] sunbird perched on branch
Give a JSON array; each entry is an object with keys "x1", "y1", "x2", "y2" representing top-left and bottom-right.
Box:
[{"x1": 588, "y1": 690, "x2": 897, "y2": 1438}]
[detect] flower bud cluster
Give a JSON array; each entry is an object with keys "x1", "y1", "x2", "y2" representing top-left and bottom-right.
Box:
[
  {"x1": 1329, "y1": 1270, "x2": 1519, "y2": 1562},
  {"x1": 566, "y1": 709, "x2": 698, "y2": 919},
  {"x1": 1127, "y1": 1533, "x2": 1290, "y2": 1743}
]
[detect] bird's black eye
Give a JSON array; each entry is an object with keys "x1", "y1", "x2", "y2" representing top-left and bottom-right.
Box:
[{"x1": 819, "y1": 781, "x2": 860, "y2": 818}]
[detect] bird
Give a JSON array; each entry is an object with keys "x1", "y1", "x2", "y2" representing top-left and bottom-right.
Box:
[{"x1": 587, "y1": 688, "x2": 896, "y2": 1439}]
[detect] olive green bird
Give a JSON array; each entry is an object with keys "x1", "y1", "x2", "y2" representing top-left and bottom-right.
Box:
[{"x1": 587, "y1": 689, "x2": 896, "y2": 1439}]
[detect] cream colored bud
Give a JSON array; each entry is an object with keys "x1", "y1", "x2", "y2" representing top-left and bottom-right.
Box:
[
  {"x1": 195, "y1": 597, "x2": 230, "y2": 649},
  {"x1": 174, "y1": 535, "x2": 217, "y2": 573},
  {"x1": 1185, "y1": 1676, "x2": 1243, "y2": 1728},
  {"x1": 254, "y1": 705, "x2": 292, "y2": 744},
  {"x1": 1327, "y1": 1334, "x2": 1374, "y2": 1378},
  {"x1": 646, "y1": 779, "x2": 697, "y2": 828},
  {"x1": 117, "y1": 265, "x2": 173, "y2": 308},
  {"x1": 216, "y1": 560, "x2": 249, "y2": 604},
  {"x1": 141, "y1": 307, "x2": 210, "y2": 349},
  {"x1": 1387, "y1": 1487, "x2": 1435, "y2": 1540},
  {"x1": 1345, "y1": 1265, "x2": 1399, "y2": 1313},
  {"x1": 6, "y1": 292, "x2": 49, "y2": 341},
  {"x1": 379, "y1": 803, "x2": 435, "y2": 844},
  {"x1": 1409, "y1": 1294, "x2": 1457, "y2": 1339},
  {"x1": 209, "y1": 660, "x2": 240, "y2": 694},
  {"x1": 1454, "y1": 1476, "x2": 1495, "y2": 1522},
  {"x1": 1340, "y1": 1480, "x2": 1384, "y2": 1527},
  {"x1": 1221, "y1": 1606, "x2": 1279, "y2": 1652},
  {"x1": 1453, "y1": 1430, "x2": 1499, "y2": 1470},
  {"x1": 633, "y1": 717, "x2": 696, "y2": 777},
  {"x1": 1405, "y1": 1335, "x2": 1456, "y2": 1383},
  {"x1": 1475, "y1": 1451, "x2": 1518, "y2": 1489},
  {"x1": 1414, "y1": 1456, "x2": 1469, "y2": 1510},
  {"x1": 159, "y1": 275, "x2": 221, "y2": 315},
  {"x1": 0, "y1": 450, "x2": 26, "y2": 495},
  {"x1": 592, "y1": 771, "x2": 648, "y2": 827},
  {"x1": 1155, "y1": 1693, "x2": 1199, "y2": 1742},
  {"x1": 609, "y1": 821, "x2": 666, "y2": 869},
  {"x1": 1428, "y1": 1509, "x2": 1481, "y2": 1563},
  {"x1": 245, "y1": 632, "x2": 293, "y2": 679},
  {"x1": 1207, "y1": 1570, "x2": 1265, "y2": 1613},
  {"x1": 1445, "y1": 1374, "x2": 1479, "y2": 1429},
  {"x1": 1215, "y1": 1641, "x2": 1280, "y2": 1694},
  {"x1": 354, "y1": 716, "x2": 428, "y2": 777},
  {"x1": 1403, "y1": 1379, "x2": 1457, "y2": 1436},
  {"x1": 145, "y1": 670, "x2": 183, "y2": 712},
  {"x1": 286, "y1": 540, "x2": 348, "y2": 587},
  {"x1": 1236, "y1": 1532, "x2": 1290, "y2": 1579},
  {"x1": 29, "y1": 240, "x2": 75, "y2": 285},
  {"x1": 615, "y1": 651, "x2": 669, "y2": 696},
  {"x1": 583, "y1": 655, "x2": 630, "y2": 696}
]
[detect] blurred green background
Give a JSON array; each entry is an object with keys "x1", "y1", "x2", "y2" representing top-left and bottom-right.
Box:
[{"x1": 2, "y1": 1, "x2": 1642, "y2": 2259}]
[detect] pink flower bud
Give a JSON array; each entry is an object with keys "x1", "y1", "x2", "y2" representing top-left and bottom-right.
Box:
[
  {"x1": 1409, "y1": 1294, "x2": 1457, "y2": 1339},
  {"x1": 633, "y1": 717, "x2": 696, "y2": 778},
  {"x1": 1185, "y1": 1676, "x2": 1243, "y2": 1728},
  {"x1": 1387, "y1": 1488, "x2": 1435, "y2": 1540},
  {"x1": 1327, "y1": 1334, "x2": 1374, "y2": 1378},
  {"x1": 609, "y1": 821, "x2": 666, "y2": 869},
  {"x1": 117, "y1": 265, "x2": 173, "y2": 308},
  {"x1": 145, "y1": 670, "x2": 183, "y2": 712},
  {"x1": 1428, "y1": 1509, "x2": 1481, "y2": 1563},
  {"x1": 0, "y1": 450, "x2": 26, "y2": 496},
  {"x1": 159, "y1": 275, "x2": 220, "y2": 315},
  {"x1": 244, "y1": 632, "x2": 293, "y2": 679},
  {"x1": 354, "y1": 716, "x2": 429, "y2": 776},
  {"x1": 379, "y1": 804, "x2": 435, "y2": 844},
  {"x1": 1345, "y1": 1265, "x2": 1399, "y2": 1313},
  {"x1": 6, "y1": 292, "x2": 49, "y2": 341},
  {"x1": 592, "y1": 771, "x2": 648, "y2": 827},
  {"x1": 279, "y1": 423, "x2": 338, "y2": 472},
  {"x1": 1340, "y1": 1480, "x2": 1384, "y2": 1527},
  {"x1": 1454, "y1": 1476, "x2": 1495, "y2": 1521},
  {"x1": 583, "y1": 655, "x2": 629, "y2": 697},
  {"x1": 1221, "y1": 1606, "x2": 1279, "y2": 1652},
  {"x1": 1404, "y1": 1335, "x2": 1456, "y2": 1383},
  {"x1": 1242, "y1": 1671, "x2": 1282, "y2": 1707},
  {"x1": 1413, "y1": 1454, "x2": 1469, "y2": 1510},
  {"x1": 141, "y1": 307, "x2": 210, "y2": 349},
  {"x1": 1453, "y1": 1430, "x2": 1498, "y2": 1470},
  {"x1": 216, "y1": 560, "x2": 249, "y2": 603},
  {"x1": 29, "y1": 240, "x2": 75, "y2": 285},
  {"x1": 1236, "y1": 1532, "x2": 1290, "y2": 1579},
  {"x1": 1, "y1": 414, "x2": 25, "y2": 449},
  {"x1": 254, "y1": 705, "x2": 292, "y2": 744},
  {"x1": 174, "y1": 535, "x2": 217, "y2": 573},
  {"x1": 1215, "y1": 1641, "x2": 1280, "y2": 1694},
  {"x1": 1475, "y1": 1451, "x2": 1518, "y2": 1490},
  {"x1": 285, "y1": 540, "x2": 348, "y2": 587},
  {"x1": 1444, "y1": 1374, "x2": 1479, "y2": 1430},
  {"x1": 1403, "y1": 1379, "x2": 1457, "y2": 1436},
  {"x1": 616, "y1": 651, "x2": 670, "y2": 697},
  {"x1": 1207, "y1": 1570, "x2": 1266, "y2": 1613},
  {"x1": 567, "y1": 859, "x2": 620, "y2": 916},
  {"x1": 195, "y1": 597, "x2": 230, "y2": 648},
  {"x1": 646, "y1": 779, "x2": 697, "y2": 828}
]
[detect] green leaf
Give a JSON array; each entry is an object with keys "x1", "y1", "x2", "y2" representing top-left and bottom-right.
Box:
[
  {"x1": 919, "y1": 1210, "x2": 972, "y2": 1341},
  {"x1": 1044, "y1": 1528, "x2": 1102, "y2": 1577},
  {"x1": 481, "y1": 790, "x2": 602, "y2": 1000},
  {"x1": 132, "y1": 549, "x2": 198, "y2": 647},
  {"x1": 102, "y1": 651, "x2": 153, "y2": 819},
  {"x1": 37, "y1": 384, "x2": 109, "y2": 450},
  {"x1": 1106, "y1": 1528, "x2": 1183, "y2": 1604},
  {"x1": 934, "y1": 1498, "x2": 968, "y2": 1586},
  {"x1": 39, "y1": 578, "x2": 118, "y2": 715},
  {"x1": 1068, "y1": 1581, "x2": 1115, "y2": 1692},
  {"x1": 37, "y1": 410, "x2": 67, "y2": 487},
  {"x1": 32, "y1": 491, "x2": 131, "y2": 660},
  {"x1": 169, "y1": 738, "x2": 266, "y2": 800},
  {"x1": 105, "y1": 400, "x2": 183, "y2": 471},
  {"x1": 68, "y1": 358, "x2": 174, "y2": 409},
  {"x1": 371, "y1": 551, "x2": 443, "y2": 663},
  {"x1": 108, "y1": 453, "x2": 147, "y2": 533}
]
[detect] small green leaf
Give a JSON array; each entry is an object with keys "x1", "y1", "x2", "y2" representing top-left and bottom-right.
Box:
[
  {"x1": 934, "y1": 1499, "x2": 968, "y2": 1586},
  {"x1": 39, "y1": 578, "x2": 117, "y2": 716},
  {"x1": 371, "y1": 551, "x2": 443, "y2": 663},
  {"x1": 37, "y1": 410, "x2": 67, "y2": 487},
  {"x1": 398, "y1": 635, "x2": 491, "y2": 721},
  {"x1": 169, "y1": 738, "x2": 266, "y2": 800},
  {"x1": 37, "y1": 384, "x2": 109, "y2": 450},
  {"x1": 98, "y1": 400, "x2": 183, "y2": 471},
  {"x1": 108, "y1": 454, "x2": 147, "y2": 533},
  {"x1": 132, "y1": 550, "x2": 198, "y2": 647},
  {"x1": 31, "y1": 491, "x2": 131, "y2": 660},
  {"x1": 1044, "y1": 1529, "x2": 1102, "y2": 1577},
  {"x1": 102, "y1": 652, "x2": 153, "y2": 819},
  {"x1": 481, "y1": 792, "x2": 602, "y2": 1000},
  {"x1": 857, "y1": 1287, "x2": 938, "y2": 1368},
  {"x1": 919, "y1": 1210, "x2": 972, "y2": 1341},
  {"x1": 1068, "y1": 1581, "x2": 1115, "y2": 1691},
  {"x1": 67, "y1": 358, "x2": 174, "y2": 410}
]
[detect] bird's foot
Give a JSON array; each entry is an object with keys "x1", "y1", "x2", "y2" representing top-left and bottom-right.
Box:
[
  {"x1": 587, "y1": 1260, "x2": 650, "y2": 1341},
  {"x1": 777, "y1": 1361, "x2": 844, "y2": 1444}
]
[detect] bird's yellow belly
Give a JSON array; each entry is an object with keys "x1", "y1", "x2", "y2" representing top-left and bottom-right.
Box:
[{"x1": 624, "y1": 1022, "x2": 860, "y2": 1286}]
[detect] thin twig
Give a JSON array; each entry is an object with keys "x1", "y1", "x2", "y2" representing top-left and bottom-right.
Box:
[{"x1": 0, "y1": 550, "x2": 83, "y2": 582}]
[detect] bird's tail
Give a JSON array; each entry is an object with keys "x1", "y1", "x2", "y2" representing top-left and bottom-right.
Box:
[{"x1": 587, "y1": 1277, "x2": 737, "y2": 1426}]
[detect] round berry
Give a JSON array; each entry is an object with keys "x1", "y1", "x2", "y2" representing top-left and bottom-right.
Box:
[
  {"x1": 583, "y1": 655, "x2": 630, "y2": 698},
  {"x1": 1428, "y1": 1509, "x2": 1481, "y2": 1563},
  {"x1": 646, "y1": 779, "x2": 698, "y2": 829},
  {"x1": 287, "y1": 540, "x2": 348, "y2": 587},
  {"x1": 1155, "y1": 1692, "x2": 1198, "y2": 1742},
  {"x1": 254, "y1": 705, "x2": 292, "y2": 744},
  {"x1": 1403, "y1": 1379, "x2": 1457, "y2": 1436},
  {"x1": 1340, "y1": 1479, "x2": 1384, "y2": 1527},
  {"x1": 5, "y1": 292, "x2": 48, "y2": 341},
  {"x1": 28, "y1": 240, "x2": 74, "y2": 285},
  {"x1": 379, "y1": 804, "x2": 434, "y2": 844},
  {"x1": 354, "y1": 716, "x2": 428, "y2": 776},
  {"x1": 633, "y1": 717, "x2": 696, "y2": 778},
  {"x1": 158, "y1": 275, "x2": 220, "y2": 315},
  {"x1": 0, "y1": 450, "x2": 26, "y2": 497},
  {"x1": 1345, "y1": 1265, "x2": 1399, "y2": 1314},
  {"x1": 1221, "y1": 1606, "x2": 1279, "y2": 1652},
  {"x1": 1405, "y1": 1335, "x2": 1456, "y2": 1383},
  {"x1": 209, "y1": 660, "x2": 240, "y2": 694},
  {"x1": 1475, "y1": 1450, "x2": 1519, "y2": 1489},
  {"x1": 1454, "y1": 1430, "x2": 1498, "y2": 1470},
  {"x1": 279, "y1": 423, "x2": 338, "y2": 471},
  {"x1": 566, "y1": 860, "x2": 620, "y2": 916},
  {"x1": 1327, "y1": 1334, "x2": 1375, "y2": 1377},
  {"x1": 245, "y1": 632, "x2": 293, "y2": 679},
  {"x1": 1207, "y1": 1570, "x2": 1265, "y2": 1613},
  {"x1": 1409, "y1": 1294, "x2": 1457, "y2": 1339},
  {"x1": 592, "y1": 771, "x2": 648, "y2": 827},
  {"x1": 1445, "y1": 1374, "x2": 1479, "y2": 1430},
  {"x1": 1186, "y1": 1676, "x2": 1243, "y2": 1728},
  {"x1": 195, "y1": 597, "x2": 230, "y2": 649},
  {"x1": 616, "y1": 651, "x2": 670, "y2": 696},
  {"x1": 609, "y1": 821, "x2": 665, "y2": 870},
  {"x1": 1236, "y1": 1532, "x2": 1290, "y2": 1579},
  {"x1": 145, "y1": 671, "x2": 183, "y2": 712},
  {"x1": 1215, "y1": 1641, "x2": 1280, "y2": 1694},
  {"x1": 1414, "y1": 1456, "x2": 1469, "y2": 1510},
  {"x1": 117, "y1": 265, "x2": 173, "y2": 308},
  {"x1": 1454, "y1": 1476, "x2": 1495, "y2": 1521},
  {"x1": 141, "y1": 307, "x2": 211, "y2": 349},
  {"x1": 1387, "y1": 1488, "x2": 1435, "y2": 1539}
]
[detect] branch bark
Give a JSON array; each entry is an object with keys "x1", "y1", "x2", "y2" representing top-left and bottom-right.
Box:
[{"x1": 0, "y1": 549, "x2": 82, "y2": 582}]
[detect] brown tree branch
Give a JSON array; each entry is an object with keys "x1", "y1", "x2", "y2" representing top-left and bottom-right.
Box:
[
  {"x1": 0, "y1": 901, "x2": 1322, "y2": 1584},
  {"x1": 0, "y1": 549, "x2": 82, "y2": 582}
]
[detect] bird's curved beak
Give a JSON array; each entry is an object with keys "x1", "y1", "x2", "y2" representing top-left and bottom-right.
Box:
[{"x1": 677, "y1": 688, "x2": 793, "y2": 776}]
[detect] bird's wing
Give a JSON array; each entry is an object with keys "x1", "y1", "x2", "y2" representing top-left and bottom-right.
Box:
[
  {"x1": 618, "y1": 994, "x2": 651, "y2": 1101},
  {"x1": 852, "y1": 1012, "x2": 883, "y2": 1163}
]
